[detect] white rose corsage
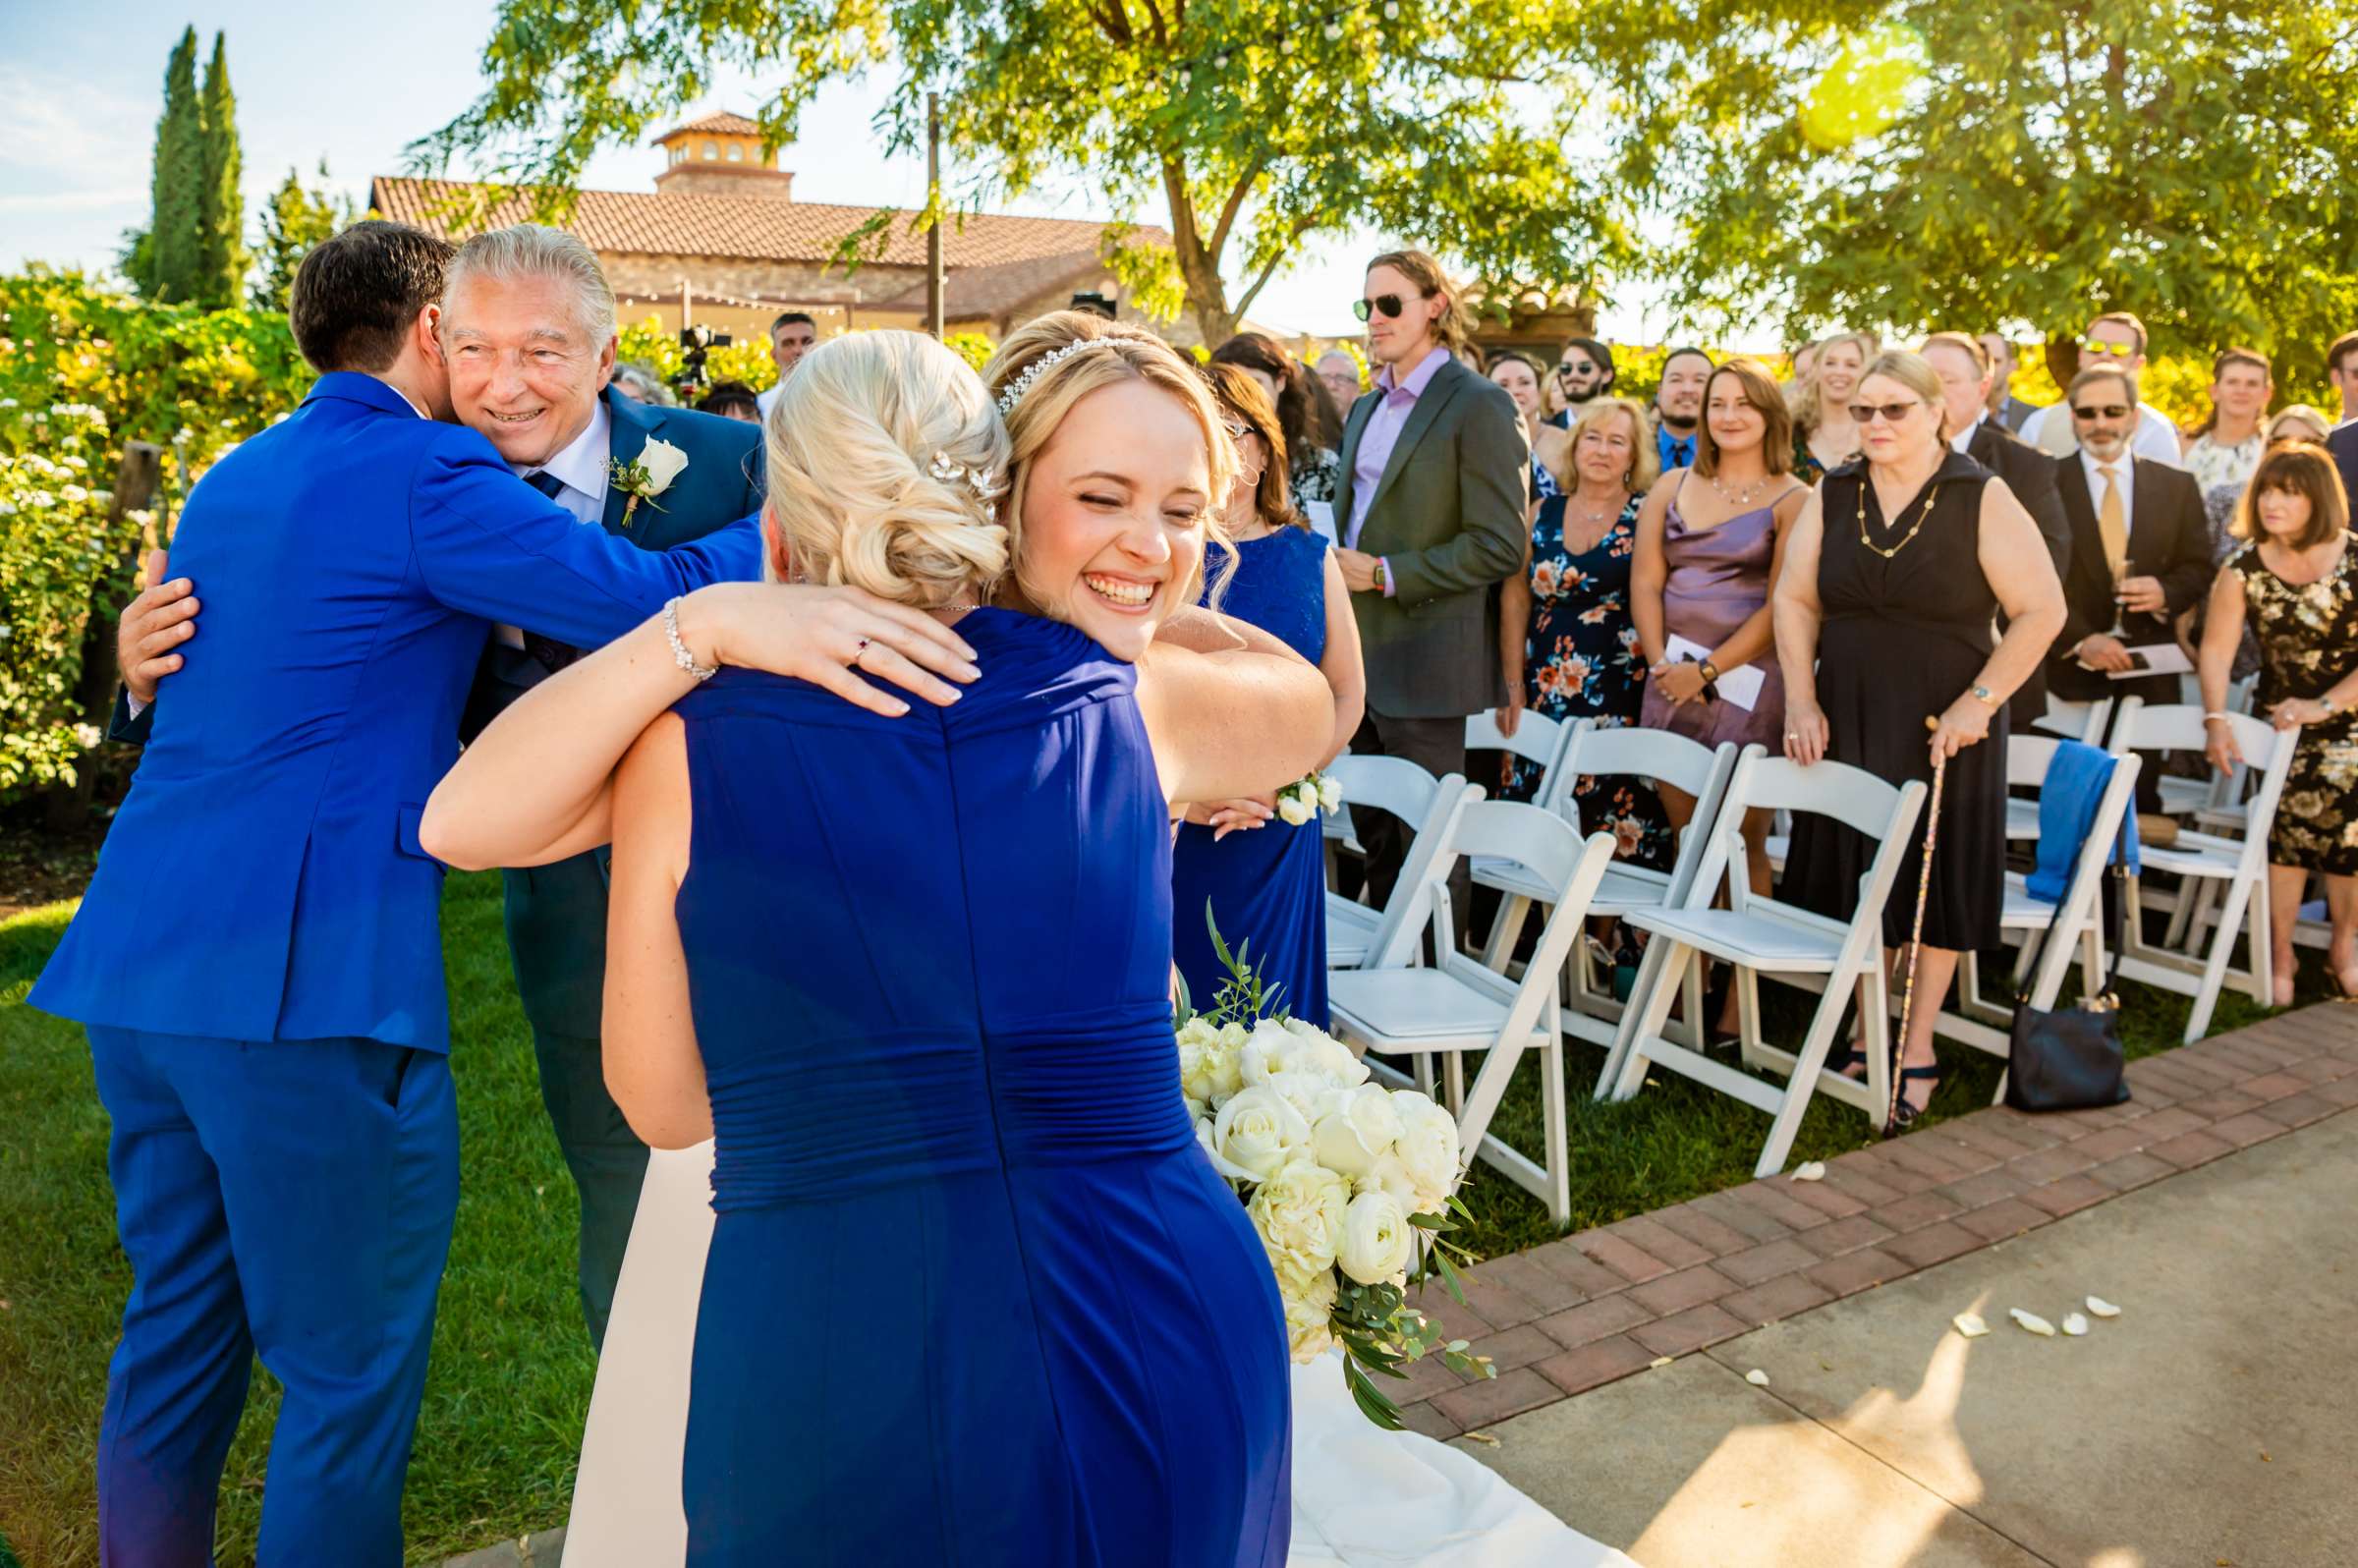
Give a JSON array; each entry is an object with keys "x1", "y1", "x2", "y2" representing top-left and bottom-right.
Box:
[
  {"x1": 1274, "y1": 769, "x2": 1344, "y2": 827},
  {"x1": 610, "y1": 436, "x2": 689, "y2": 528}
]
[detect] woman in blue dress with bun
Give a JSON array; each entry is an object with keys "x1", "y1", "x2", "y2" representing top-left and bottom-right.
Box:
[
  {"x1": 423, "y1": 317, "x2": 1333, "y2": 1566},
  {"x1": 1172, "y1": 365, "x2": 1366, "y2": 1026}
]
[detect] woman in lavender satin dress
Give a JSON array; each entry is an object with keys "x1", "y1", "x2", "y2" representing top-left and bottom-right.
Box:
[{"x1": 1633, "y1": 360, "x2": 1810, "y2": 1035}]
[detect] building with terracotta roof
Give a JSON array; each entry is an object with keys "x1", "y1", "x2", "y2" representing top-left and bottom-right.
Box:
[{"x1": 371, "y1": 113, "x2": 1176, "y2": 349}]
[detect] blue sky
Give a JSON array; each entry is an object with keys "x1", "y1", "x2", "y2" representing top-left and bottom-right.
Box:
[{"x1": 2, "y1": 2, "x2": 1682, "y2": 341}]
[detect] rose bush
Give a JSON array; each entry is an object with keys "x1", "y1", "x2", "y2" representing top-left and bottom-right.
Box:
[{"x1": 0, "y1": 269, "x2": 310, "y2": 810}]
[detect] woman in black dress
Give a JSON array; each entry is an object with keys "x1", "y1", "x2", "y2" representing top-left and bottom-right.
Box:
[{"x1": 1774, "y1": 350, "x2": 2066, "y2": 1127}]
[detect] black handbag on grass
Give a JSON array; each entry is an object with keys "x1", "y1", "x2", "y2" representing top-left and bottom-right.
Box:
[{"x1": 2004, "y1": 865, "x2": 2132, "y2": 1113}]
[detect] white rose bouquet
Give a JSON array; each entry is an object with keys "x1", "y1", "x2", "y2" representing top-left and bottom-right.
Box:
[
  {"x1": 1178, "y1": 915, "x2": 1493, "y2": 1429},
  {"x1": 1273, "y1": 768, "x2": 1345, "y2": 827}
]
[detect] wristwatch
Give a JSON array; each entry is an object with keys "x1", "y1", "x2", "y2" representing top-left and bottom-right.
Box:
[
  {"x1": 1968, "y1": 684, "x2": 1997, "y2": 708},
  {"x1": 1698, "y1": 659, "x2": 1721, "y2": 685},
  {"x1": 1371, "y1": 558, "x2": 1387, "y2": 593}
]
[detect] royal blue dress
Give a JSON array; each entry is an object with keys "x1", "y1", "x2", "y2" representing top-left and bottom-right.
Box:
[
  {"x1": 1171, "y1": 526, "x2": 1331, "y2": 1026},
  {"x1": 668, "y1": 608, "x2": 1291, "y2": 1566}
]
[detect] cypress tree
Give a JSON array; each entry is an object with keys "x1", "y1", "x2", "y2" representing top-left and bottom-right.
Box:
[
  {"x1": 140, "y1": 27, "x2": 204, "y2": 303},
  {"x1": 196, "y1": 32, "x2": 246, "y2": 308}
]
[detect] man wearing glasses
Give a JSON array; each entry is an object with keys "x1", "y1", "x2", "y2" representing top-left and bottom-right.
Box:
[
  {"x1": 2049, "y1": 364, "x2": 2211, "y2": 806},
  {"x1": 1330, "y1": 248, "x2": 1525, "y2": 914},
  {"x1": 1544, "y1": 336, "x2": 1616, "y2": 427},
  {"x1": 2020, "y1": 312, "x2": 2185, "y2": 465}
]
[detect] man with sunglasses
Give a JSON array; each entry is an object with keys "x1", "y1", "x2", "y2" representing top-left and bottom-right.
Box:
[
  {"x1": 1330, "y1": 248, "x2": 1525, "y2": 916},
  {"x1": 2049, "y1": 364, "x2": 2212, "y2": 807},
  {"x1": 1544, "y1": 336, "x2": 1616, "y2": 427},
  {"x1": 2020, "y1": 311, "x2": 2185, "y2": 465}
]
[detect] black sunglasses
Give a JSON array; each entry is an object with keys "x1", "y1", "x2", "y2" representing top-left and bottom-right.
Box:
[
  {"x1": 1848, "y1": 400, "x2": 1925, "y2": 425},
  {"x1": 1555, "y1": 361, "x2": 1597, "y2": 378},
  {"x1": 2072, "y1": 403, "x2": 2132, "y2": 420},
  {"x1": 1353, "y1": 293, "x2": 1408, "y2": 321}
]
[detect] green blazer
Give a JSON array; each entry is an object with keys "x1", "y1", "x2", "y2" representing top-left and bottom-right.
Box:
[
  {"x1": 468, "y1": 387, "x2": 764, "y2": 1038},
  {"x1": 1331, "y1": 357, "x2": 1529, "y2": 718}
]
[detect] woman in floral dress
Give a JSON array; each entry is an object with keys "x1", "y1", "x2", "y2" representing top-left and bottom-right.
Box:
[
  {"x1": 1496, "y1": 396, "x2": 1672, "y2": 872},
  {"x1": 2199, "y1": 441, "x2": 2358, "y2": 1003}
]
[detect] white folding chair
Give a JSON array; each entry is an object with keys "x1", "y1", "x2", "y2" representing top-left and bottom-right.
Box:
[
  {"x1": 1465, "y1": 708, "x2": 1572, "y2": 808},
  {"x1": 1321, "y1": 756, "x2": 1476, "y2": 971},
  {"x1": 1473, "y1": 722, "x2": 1739, "y2": 1046},
  {"x1": 2033, "y1": 694, "x2": 2111, "y2": 745},
  {"x1": 1329, "y1": 804, "x2": 1617, "y2": 1225},
  {"x1": 2108, "y1": 703, "x2": 2298, "y2": 1041},
  {"x1": 1946, "y1": 743, "x2": 2144, "y2": 1072},
  {"x1": 1598, "y1": 746, "x2": 1928, "y2": 1178}
]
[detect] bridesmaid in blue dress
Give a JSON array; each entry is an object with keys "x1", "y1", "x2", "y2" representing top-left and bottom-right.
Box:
[
  {"x1": 1172, "y1": 366, "x2": 1365, "y2": 1025},
  {"x1": 423, "y1": 321, "x2": 1332, "y2": 1567}
]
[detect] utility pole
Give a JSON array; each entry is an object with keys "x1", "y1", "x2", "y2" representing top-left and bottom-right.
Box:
[{"x1": 926, "y1": 91, "x2": 945, "y2": 341}]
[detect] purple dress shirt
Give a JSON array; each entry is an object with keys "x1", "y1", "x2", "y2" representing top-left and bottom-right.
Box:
[{"x1": 1345, "y1": 346, "x2": 1453, "y2": 595}]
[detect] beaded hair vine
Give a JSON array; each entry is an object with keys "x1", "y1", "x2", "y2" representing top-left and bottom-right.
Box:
[{"x1": 993, "y1": 338, "x2": 1097, "y2": 417}]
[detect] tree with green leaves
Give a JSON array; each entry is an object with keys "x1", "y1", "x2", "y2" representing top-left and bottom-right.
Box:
[
  {"x1": 126, "y1": 27, "x2": 204, "y2": 304},
  {"x1": 421, "y1": 0, "x2": 1638, "y2": 343},
  {"x1": 251, "y1": 162, "x2": 354, "y2": 313},
  {"x1": 196, "y1": 32, "x2": 246, "y2": 309},
  {"x1": 1605, "y1": 0, "x2": 2358, "y2": 388}
]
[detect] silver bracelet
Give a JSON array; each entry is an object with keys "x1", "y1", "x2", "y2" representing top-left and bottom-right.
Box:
[{"x1": 664, "y1": 597, "x2": 717, "y2": 682}]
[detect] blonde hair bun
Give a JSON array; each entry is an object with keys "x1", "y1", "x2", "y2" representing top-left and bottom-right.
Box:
[{"x1": 764, "y1": 330, "x2": 1012, "y2": 608}]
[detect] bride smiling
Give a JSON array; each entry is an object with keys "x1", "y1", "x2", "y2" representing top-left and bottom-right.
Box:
[{"x1": 423, "y1": 314, "x2": 1329, "y2": 1564}]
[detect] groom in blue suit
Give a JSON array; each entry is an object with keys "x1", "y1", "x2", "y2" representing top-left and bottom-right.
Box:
[{"x1": 28, "y1": 222, "x2": 765, "y2": 1566}]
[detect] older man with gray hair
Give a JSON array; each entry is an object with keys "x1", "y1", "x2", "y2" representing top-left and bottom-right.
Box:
[{"x1": 443, "y1": 224, "x2": 765, "y2": 1349}]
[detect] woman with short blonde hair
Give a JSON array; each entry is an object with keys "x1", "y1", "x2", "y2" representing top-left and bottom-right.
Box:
[{"x1": 1496, "y1": 393, "x2": 1678, "y2": 882}]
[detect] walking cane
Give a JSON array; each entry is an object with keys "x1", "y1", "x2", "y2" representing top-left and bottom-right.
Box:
[{"x1": 1885, "y1": 715, "x2": 1949, "y2": 1137}]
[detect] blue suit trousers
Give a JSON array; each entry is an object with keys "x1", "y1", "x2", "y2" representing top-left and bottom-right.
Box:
[{"x1": 87, "y1": 1028, "x2": 459, "y2": 1567}]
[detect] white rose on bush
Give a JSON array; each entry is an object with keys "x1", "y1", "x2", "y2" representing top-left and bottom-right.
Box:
[
  {"x1": 1391, "y1": 1090, "x2": 1463, "y2": 1205},
  {"x1": 1280, "y1": 1267, "x2": 1338, "y2": 1362},
  {"x1": 1336, "y1": 1190, "x2": 1416, "y2": 1284},
  {"x1": 1207, "y1": 1086, "x2": 1311, "y2": 1182},
  {"x1": 1250, "y1": 1158, "x2": 1351, "y2": 1278},
  {"x1": 1310, "y1": 1083, "x2": 1404, "y2": 1178}
]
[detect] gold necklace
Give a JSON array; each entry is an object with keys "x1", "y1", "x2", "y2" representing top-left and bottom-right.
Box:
[{"x1": 1858, "y1": 476, "x2": 1939, "y2": 559}]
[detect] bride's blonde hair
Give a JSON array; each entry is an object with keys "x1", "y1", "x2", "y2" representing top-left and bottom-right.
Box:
[
  {"x1": 982, "y1": 311, "x2": 1239, "y2": 609},
  {"x1": 762, "y1": 330, "x2": 1012, "y2": 609}
]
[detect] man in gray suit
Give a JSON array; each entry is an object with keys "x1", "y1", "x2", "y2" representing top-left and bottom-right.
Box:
[{"x1": 1330, "y1": 248, "x2": 1527, "y2": 909}]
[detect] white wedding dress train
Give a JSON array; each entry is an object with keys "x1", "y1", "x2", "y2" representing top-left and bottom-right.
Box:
[{"x1": 566, "y1": 1145, "x2": 1637, "y2": 1568}]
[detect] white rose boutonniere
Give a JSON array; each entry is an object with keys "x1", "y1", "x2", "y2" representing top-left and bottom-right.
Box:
[{"x1": 610, "y1": 436, "x2": 689, "y2": 529}]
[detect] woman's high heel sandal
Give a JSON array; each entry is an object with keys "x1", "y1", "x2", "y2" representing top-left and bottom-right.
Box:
[{"x1": 1881, "y1": 1065, "x2": 1942, "y2": 1137}]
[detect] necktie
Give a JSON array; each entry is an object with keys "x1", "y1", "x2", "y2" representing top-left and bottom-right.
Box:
[
  {"x1": 2097, "y1": 464, "x2": 2128, "y2": 583},
  {"x1": 521, "y1": 470, "x2": 585, "y2": 675}
]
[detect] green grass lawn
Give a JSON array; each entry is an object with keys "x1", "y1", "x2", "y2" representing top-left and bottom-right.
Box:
[
  {"x1": 0, "y1": 870, "x2": 2322, "y2": 1564},
  {"x1": 0, "y1": 873, "x2": 590, "y2": 1568}
]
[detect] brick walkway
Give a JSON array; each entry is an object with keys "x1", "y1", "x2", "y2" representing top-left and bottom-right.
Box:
[{"x1": 1395, "y1": 1002, "x2": 2358, "y2": 1441}]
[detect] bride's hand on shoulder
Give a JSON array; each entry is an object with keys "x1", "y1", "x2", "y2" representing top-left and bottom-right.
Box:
[{"x1": 678, "y1": 582, "x2": 982, "y2": 717}]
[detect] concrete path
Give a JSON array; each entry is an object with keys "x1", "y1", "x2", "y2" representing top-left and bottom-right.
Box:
[{"x1": 1459, "y1": 1100, "x2": 2358, "y2": 1567}]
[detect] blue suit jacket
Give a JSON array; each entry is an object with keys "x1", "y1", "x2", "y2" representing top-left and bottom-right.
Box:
[
  {"x1": 2329, "y1": 421, "x2": 2358, "y2": 513},
  {"x1": 31, "y1": 373, "x2": 762, "y2": 1051}
]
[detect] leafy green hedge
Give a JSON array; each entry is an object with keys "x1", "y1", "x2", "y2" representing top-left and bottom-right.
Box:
[{"x1": 0, "y1": 270, "x2": 310, "y2": 807}]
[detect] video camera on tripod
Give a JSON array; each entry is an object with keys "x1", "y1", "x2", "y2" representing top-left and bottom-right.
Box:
[{"x1": 678, "y1": 323, "x2": 733, "y2": 391}]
